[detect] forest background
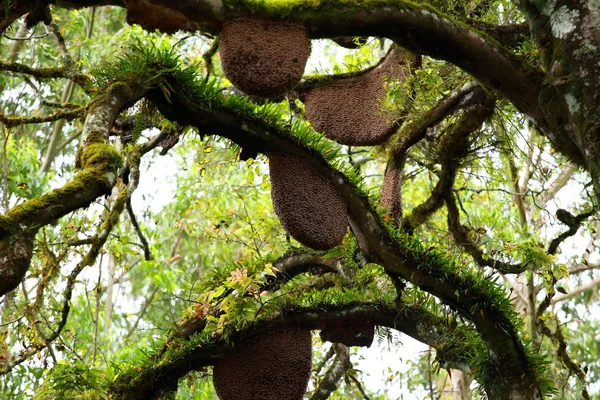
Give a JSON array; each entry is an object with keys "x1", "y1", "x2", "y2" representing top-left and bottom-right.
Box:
[{"x1": 1, "y1": 0, "x2": 600, "y2": 399}]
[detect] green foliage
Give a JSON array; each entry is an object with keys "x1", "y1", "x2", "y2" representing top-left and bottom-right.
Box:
[
  {"x1": 2, "y1": 3, "x2": 599, "y2": 399},
  {"x1": 36, "y1": 362, "x2": 110, "y2": 400},
  {"x1": 1, "y1": 135, "x2": 52, "y2": 199}
]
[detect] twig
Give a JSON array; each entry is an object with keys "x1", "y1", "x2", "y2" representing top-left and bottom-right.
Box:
[
  {"x1": 92, "y1": 253, "x2": 103, "y2": 364},
  {"x1": 310, "y1": 343, "x2": 352, "y2": 400},
  {"x1": 126, "y1": 198, "x2": 152, "y2": 261},
  {"x1": 348, "y1": 373, "x2": 372, "y2": 400},
  {"x1": 445, "y1": 191, "x2": 526, "y2": 274},
  {"x1": 202, "y1": 36, "x2": 219, "y2": 77},
  {"x1": 537, "y1": 319, "x2": 590, "y2": 399},
  {"x1": 1, "y1": 125, "x2": 9, "y2": 213},
  {"x1": 551, "y1": 276, "x2": 600, "y2": 304},
  {"x1": 123, "y1": 285, "x2": 160, "y2": 342},
  {"x1": 313, "y1": 345, "x2": 335, "y2": 376},
  {"x1": 46, "y1": 21, "x2": 74, "y2": 68}
]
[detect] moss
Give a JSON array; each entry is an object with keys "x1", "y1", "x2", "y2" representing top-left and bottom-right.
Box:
[
  {"x1": 79, "y1": 143, "x2": 123, "y2": 171},
  {"x1": 224, "y1": 0, "x2": 424, "y2": 17},
  {"x1": 1, "y1": 167, "x2": 115, "y2": 237},
  {"x1": 224, "y1": 0, "x2": 323, "y2": 16},
  {"x1": 0, "y1": 217, "x2": 12, "y2": 235}
]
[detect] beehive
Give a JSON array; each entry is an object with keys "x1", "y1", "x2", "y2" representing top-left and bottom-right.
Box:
[
  {"x1": 213, "y1": 329, "x2": 312, "y2": 400},
  {"x1": 304, "y1": 48, "x2": 414, "y2": 145},
  {"x1": 268, "y1": 152, "x2": 348, "y2": 250},
  {"x1": 219, "y1": 18, "x2": 311, "y2": 98}
]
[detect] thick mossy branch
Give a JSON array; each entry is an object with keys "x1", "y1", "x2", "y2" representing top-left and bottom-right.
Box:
[
  {"x1": 109, "y1": 302, "x2": 480, "y2": 399},
  {"x1": 134, "y1": 61, "x2": 549, "y2": 395},
  {"x1": 0, "y1": 74, "x2": 151, "y2": 296},
  {"x1": 116, "y1": 0, "x2": 545, "y2": 120},
  {"x1": 8, "y1": 0, "x2": 592, "y2": 174},
  {"x1": 0, "y1": 83, "x2": 143, "y2": 240},
  {"x1": 14, "y1": 0, "x2": 545, "y2": 122}
]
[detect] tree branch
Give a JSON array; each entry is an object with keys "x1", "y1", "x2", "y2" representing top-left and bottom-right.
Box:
[
  {"x1": 0, "y1": 182, "x2": 128, "y2": 375},
  {"x1": 551, "y1": 276, "x2": 600, "y2": 305},
  {"x1": 445, "y1": 191, "x2": 527, "y2": 274},
  {"x1": 310, "y1": 343, "x2": 352, "y2": 400},
  {"x1": 146, "y1": 73, "x2": 544, "y2": 396},
  {"x1": 6, "y1": 1, "x2": 546, "y2": 121},
  {"x1": 537, "y1": 319, "x2": 590, "y2": 400},
  {"x1": 402, "y1": 93, "x2": 496, "y2": 233},
  {"x1": 0, "y1": 79, "x2": 149, "y2": 296},
  {"x1": 110, "y1": 302, "x2": 479, "y2": 398}
]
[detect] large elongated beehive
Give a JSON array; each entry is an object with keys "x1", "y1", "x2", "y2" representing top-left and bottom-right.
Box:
[
  {"x1": 304, "y1": 48, "x2": 415, "y2": 146},
  {"x1": 268, "y1": 152, "x2": 348, "y2": 250},
  {"x1": 213, "y1": 329, "x2": 312, "y2": 400},
  {"x1": 219, "y1": 18, "x2": 311, "y2": 98}
]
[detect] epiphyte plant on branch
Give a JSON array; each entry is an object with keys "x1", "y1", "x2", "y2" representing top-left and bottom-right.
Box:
[{"x1": 0, "y1": 0, "x2": 600, "y2": 399}]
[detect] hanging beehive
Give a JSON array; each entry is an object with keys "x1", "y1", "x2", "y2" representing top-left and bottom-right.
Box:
[
  {"x1": 212, "y1": 329, "x2": 312, "y2": 400},
  {"x1": 268, "y1": 152, "x2": 348, "y2": 250},
  {"x1": 219, "y1": 18, "x2": 311, "y2": 98},
  {"x1": 304, "y1": 48, "x2": 415, "y2": 145}
]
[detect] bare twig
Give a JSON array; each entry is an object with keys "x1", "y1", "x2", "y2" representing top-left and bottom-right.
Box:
[
  {"x1": 1, "y1": 125, "x2": 8, "y2": 213},
  {"x1": 202, "y1": 36, "x2": 219, "y2": 77},
  {"x1": 551, "y1": 276, "x2": 600, "y2": 304},
  {"x1": 126, "y1": 198, "x2": 152, "y2": 261},
  {"x1": 537, "y1": 319, "x2": 590, "y2": 399}
]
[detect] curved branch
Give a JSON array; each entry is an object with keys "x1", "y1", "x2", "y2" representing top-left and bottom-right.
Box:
[
  {"x1": 147, "y1": 74, "x2": 544, "y2": 396},
  {"x1": 380, "y1": 82, "x2": 486, "y2": 226},
  {"x1": 547, "y1": 209, "x2": 594, "y2": 256},
  {"x1": 537, "y1": 319, "x2": 590, "y2": 400},
  {"x1": 445, "y1": 191, "x2": 527, "y2": 274},
  {"x1": 126, "y1": 199, "x2": 152, "y2": 261},
  {"x1": 536, "y1": 208, "x2": 596, "y2": 316},
  {"x1": 11, "y1": 0, "x2": 545, "y2": 121},
  {"x1": 110, "y1": 302, "x2": 479, "y2": 398},
  {"x1": 402, "y1": 93, "x2": 496, "y2": 233}
]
